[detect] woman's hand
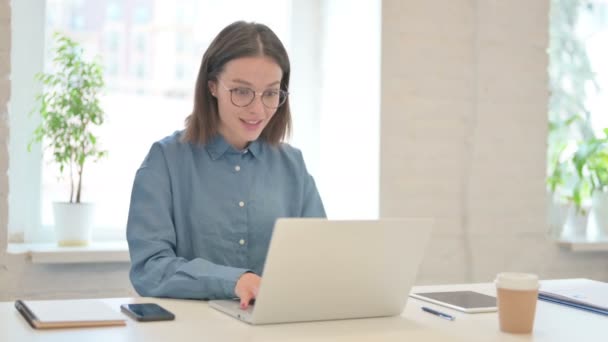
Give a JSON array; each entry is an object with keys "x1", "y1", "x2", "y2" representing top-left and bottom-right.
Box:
[{"x1": 235, "y1": 272, "x2": 261, "y2": 310}]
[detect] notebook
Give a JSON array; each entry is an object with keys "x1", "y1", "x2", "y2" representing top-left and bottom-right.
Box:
[
  {"x1": 209, "y1": 218, "x2": 433, "y2": 325},
  {"x1": 538, "y1": 278, "x2": 608, "y2": 316},
  {"x1": 15, "y1": 299, "x2": 127, "y2": 329}
]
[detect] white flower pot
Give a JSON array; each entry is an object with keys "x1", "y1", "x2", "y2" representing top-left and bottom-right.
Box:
[
  {"x1": 560, "y1": 205, "x2": 588, "y2": 240},
  {"x1": 546, "y1": 192, "x2": 568, "y2": 239},
  {"x1": 588, "y1": 191, "x2": 608, "y2": 239},
  {"x1": 52, "y1": 202, "x2": 95, "y2": 246}
]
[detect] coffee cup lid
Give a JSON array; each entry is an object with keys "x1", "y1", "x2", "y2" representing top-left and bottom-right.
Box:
[{"x1": 495, "y1": 272, "x2": 539, "y2": 290}]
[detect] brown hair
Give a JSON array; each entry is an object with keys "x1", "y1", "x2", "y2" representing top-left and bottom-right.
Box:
[{"x1": 183, "y1": 21, "x2": 291, "y2": 145}]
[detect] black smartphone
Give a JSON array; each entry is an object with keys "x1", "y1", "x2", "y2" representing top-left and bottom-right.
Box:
[{"x1": 120, "y1": 303, "x2": 175, "y2": 322}]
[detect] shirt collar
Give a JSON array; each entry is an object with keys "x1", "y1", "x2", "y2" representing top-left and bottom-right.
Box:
[
  {"x1": 247, "y1": 139, "x2": 262, "y2": 158},
  {"x1": 205, "y1": 134, "x2": 262, "y2": 160}
]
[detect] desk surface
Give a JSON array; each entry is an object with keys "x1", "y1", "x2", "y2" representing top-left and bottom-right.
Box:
[{"x1": 1, "y1": 281, "x2": 605, "y2": 342}]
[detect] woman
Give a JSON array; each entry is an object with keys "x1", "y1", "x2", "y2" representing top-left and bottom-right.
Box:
[{"x1": 127, "y1": 21, "x2": 326, "y2": 309}]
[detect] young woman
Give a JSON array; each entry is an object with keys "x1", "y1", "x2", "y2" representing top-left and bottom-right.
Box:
[{"x1": 127, "y1": 21, "x2": 325, "y2": 309}]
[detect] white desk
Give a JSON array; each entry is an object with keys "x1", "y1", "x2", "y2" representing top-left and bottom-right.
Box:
[{"x1": 1, "y1": 281, "x2": 605, "y2": 342}]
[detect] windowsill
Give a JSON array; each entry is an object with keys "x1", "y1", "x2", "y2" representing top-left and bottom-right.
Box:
[
  {"x1": 6, "y1": 241, "x2": 130, "y2": 264},
  {"x1": 556, "y1": 237, "x2": 608, "y2": 252}
]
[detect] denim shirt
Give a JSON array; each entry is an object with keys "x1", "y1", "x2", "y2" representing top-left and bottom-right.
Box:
[{"x1": 126, "y1": 131, "x2": 326, "y2": 299}]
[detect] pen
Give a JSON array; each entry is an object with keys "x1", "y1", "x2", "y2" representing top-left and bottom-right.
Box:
[{"x1": 421, "y1": 306, "x2": 455, "y2": 321}]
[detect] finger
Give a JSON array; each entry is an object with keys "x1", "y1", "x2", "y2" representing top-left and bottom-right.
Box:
[{"x1": 240, "y1": 291, "x2": 253, "y2": 310}]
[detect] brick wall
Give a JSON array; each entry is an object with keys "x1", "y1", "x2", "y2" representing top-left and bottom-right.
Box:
[{"x1": 381, "y1": 0, "x2": 608, "y2": 284}]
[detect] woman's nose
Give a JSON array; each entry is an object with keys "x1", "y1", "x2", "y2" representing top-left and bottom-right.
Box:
[{"x1": 249, "y1": 94, "x2": 266, "y2": 113}]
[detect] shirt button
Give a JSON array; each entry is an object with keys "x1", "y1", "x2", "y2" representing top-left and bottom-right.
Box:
[
  {"x1": 239, "y1": 239, "x2": 245, "y2": 246},
  {"x1": 239, "y1": 201, "x2": 245, "y2": 207},
  {"x1": 235, "y1": 165, "x2": 241, "y2": 172}
]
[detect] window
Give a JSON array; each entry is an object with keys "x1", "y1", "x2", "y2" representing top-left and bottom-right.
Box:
[
  {"x1": 106, "y1": 2, "x2": 122, "y2": 22},
  {"x1": 8, "y1": 0, "x2": 380, "y2": 243},
  {"x1": 547, "y1": 0, "x2": 608, "y2": 225},
  {"x1": 581, "y1": 2, "x2": 608, "y2": 132}
]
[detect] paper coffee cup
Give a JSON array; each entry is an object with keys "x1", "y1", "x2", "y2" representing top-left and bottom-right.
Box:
[{"x1": 495, "y1": 273, "x2": 539, "y2": 334}]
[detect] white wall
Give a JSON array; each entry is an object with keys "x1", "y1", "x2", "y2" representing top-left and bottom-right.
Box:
[{"x1": 381, "y1": 0, "x2": 608, "y2": 284}]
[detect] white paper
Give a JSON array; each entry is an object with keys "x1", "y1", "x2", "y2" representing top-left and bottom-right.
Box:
[{"x1": 24, "y1": 299, "x2": 125, "y2": 323}]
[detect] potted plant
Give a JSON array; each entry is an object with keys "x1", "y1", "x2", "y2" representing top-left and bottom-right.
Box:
[
  {"x1": 572, "y1": 128, "x2": 608, "y2": 239},
  {"x1": 28, "y1": 33, "x2": 106, "y2": 246}
]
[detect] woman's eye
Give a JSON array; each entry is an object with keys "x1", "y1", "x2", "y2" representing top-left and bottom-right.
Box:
[
  {"x1": 264, "y1": 90, "x2": 280, "y2": 97},
  {"x1": 235, "y1": 88, "x2": 252, "y2": 96}
]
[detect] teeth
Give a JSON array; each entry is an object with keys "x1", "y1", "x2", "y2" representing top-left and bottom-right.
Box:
[{"x1": 244, "y1": 120, "x2": 260, "y2": 124}]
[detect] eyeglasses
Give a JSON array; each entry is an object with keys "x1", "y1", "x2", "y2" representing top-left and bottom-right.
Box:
[{"x1": 217, "y1": 80, "x2": 289, "y2": 109}]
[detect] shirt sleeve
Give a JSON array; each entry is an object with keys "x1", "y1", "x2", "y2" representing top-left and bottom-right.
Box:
[
  {"x1": 301, "y1": 173, "x2": 326, "y2": 217},
  {"x1": 126, "y1": 143, "x2": 250, "y2": 299},
  {"x1": 297, "y1": 150, "x2": 327, "y2": 218}
]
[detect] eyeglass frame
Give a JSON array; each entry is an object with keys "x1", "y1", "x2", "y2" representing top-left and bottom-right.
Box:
[{"x1": 216, "y1": 79, "x2": 289, "y2": 109}]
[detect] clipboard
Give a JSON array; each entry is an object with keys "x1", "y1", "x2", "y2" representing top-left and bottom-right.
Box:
[
  {"x1": 538, "y1": 294, "x2": 608, "y2": 316},
  {"x1": 538, "y1": 279, "x2": 608, "y2": 317},
  {"x1": 15, "y1": 299, "x2": 126, "y2": 329}
]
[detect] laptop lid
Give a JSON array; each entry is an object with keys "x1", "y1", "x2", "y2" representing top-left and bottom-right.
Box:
[{"x1": 227, "y1": 218, "x2": 432, "y2": 325}]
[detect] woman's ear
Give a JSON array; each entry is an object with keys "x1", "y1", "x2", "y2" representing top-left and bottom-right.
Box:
[{"x1": 208, "y1": 80, "x2": 217, "y2": 97}]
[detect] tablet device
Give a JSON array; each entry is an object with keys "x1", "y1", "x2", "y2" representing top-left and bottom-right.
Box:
[{"x1": 410, "y1": 291, "x2": 497, "y2": 313}]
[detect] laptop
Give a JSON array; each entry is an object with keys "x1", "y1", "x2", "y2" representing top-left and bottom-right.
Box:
[{"x1": 209, "y1": 218, "x2": 433, "y2": 325}]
